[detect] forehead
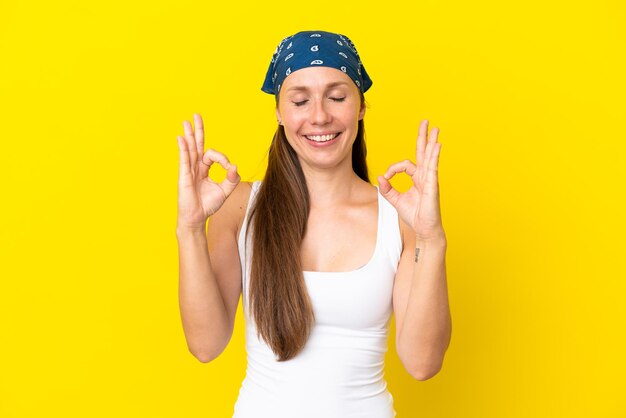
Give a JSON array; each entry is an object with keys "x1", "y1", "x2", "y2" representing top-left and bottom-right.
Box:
[{"x1": 282, "y1": 66, "x2": 355, "y2": 93}]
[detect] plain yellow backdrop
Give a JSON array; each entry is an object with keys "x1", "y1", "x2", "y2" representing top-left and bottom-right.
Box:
[{"x1": 1, "y1": 0, "x2": 624, "y2": 417}]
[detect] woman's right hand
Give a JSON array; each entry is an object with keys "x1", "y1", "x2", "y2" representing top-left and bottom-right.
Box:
[{"x1": 176, "y1": 113, "x2": 240, "y2": 231}]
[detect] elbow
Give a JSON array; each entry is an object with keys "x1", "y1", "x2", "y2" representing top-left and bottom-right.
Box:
[
  {"x1": 398, "y1": 344, "x2": 446, "y2": 381},
  {"x1": 190, "y1": 351, "x2": 219, "y2": 363},
  {"x1": 189, "y1": 344, "x2": 222, "y2": 364},
  {"x1": 193, "y1": 351, "x2": 216, "y2": 363},
  {"x1": 410, "y1": 362, "x2": 442, "y2": 381},
  {"x1": 186, "y1": 331, "x2": 232, "y2": 364},
  {"x1": 406, "y1": 349, "x2": 447, "y2": 381},
  {"x1": 406, "y1": 332, "x2": 452, "y2": 381}
]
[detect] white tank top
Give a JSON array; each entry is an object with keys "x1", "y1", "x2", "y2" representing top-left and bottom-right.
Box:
[{"x1": 233, "y1": 180, "x2": 402, "y2": 418}]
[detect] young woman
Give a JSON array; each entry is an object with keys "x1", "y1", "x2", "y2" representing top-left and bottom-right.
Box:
[{"x1": 176, "y1": 30, "x2": 451, "y2": 418}]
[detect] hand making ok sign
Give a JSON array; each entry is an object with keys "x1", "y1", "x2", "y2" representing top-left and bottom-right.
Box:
[
  {"x1": 377, "y1": 119, "x2": 445, "y2": 242},
  {"x1": 176, "y1": 113, "x2": 241, "y2": 231}
]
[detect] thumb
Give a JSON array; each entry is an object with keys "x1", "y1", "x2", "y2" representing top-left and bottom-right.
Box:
[{"x1": 221, "y1": 164, "x2": 240, "y2": 197}]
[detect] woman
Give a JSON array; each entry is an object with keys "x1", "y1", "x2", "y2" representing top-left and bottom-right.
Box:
[{"x1": 176, "y1": 30, "x2": 451, "y2": 418}]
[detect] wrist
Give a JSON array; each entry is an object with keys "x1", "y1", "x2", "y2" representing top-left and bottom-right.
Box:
[
  {"x1": 176, "y1": 223, "x2": 206, "y2": 238},
  {"x1": 416, "y1": 231, "x2": 447, "y2": 249}
]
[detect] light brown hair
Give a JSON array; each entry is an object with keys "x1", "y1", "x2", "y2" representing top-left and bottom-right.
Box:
[{"x1": 244, "y1": 92, "x2": 369, "y2": 361}]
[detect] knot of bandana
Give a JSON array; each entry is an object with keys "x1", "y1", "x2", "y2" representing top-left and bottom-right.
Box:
[{"x1": 261, "y1": 30, "x2": 373, "y2": 96}]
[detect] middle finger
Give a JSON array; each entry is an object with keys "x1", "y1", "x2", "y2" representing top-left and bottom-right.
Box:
[
  {"x1": 183, "y1": 120, "x2": 197, "y2": 168},
  {"x1": 422, "y1": 127, "x2": 439, "y2": 181},
  {"x1": 193, "y1": 114, "x2": 205, "y2": 157}
]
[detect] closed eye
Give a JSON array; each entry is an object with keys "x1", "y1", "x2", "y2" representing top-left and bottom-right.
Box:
[{"x1": 293, "y1": 97, "x2": 346, "y2": 107}]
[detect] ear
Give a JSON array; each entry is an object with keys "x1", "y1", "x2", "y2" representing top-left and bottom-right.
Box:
[
  {"x1": 358, "y1": 102, "x2": 366, "y2": 121},
  {"x1": 275, "y1": 108, "x2": 282, "y2": 124}
]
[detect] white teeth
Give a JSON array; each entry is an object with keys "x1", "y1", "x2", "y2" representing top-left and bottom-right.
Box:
[{"x1": 305, "y1": 133, "x2": 339, "y2": 142}]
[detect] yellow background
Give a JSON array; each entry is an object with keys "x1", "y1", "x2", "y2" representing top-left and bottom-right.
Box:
[{"x1": 1, "y1": 0, "x2": 624, "y2": 417}]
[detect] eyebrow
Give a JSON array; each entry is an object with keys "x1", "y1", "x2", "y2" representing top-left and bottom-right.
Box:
[{"x1": 286, "y1": 81, "x2": 350, "y2": 92}]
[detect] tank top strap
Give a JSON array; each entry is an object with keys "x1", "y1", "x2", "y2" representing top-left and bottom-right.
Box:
[
  {"x1": 376, "y1": 188, "x2": 403, "y2": 272},
  {"x1": 238, "y1": 180, "x2": 263, "y2": 314}
]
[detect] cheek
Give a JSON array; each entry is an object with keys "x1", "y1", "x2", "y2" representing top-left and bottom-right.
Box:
[
  {"x1": 282, "y1": 126, "x2": 303, "y2": 145},
  {"x1": 284, "y1": 115, "x2": 306, "y2": 131},
  {"x1": 341, "y1": 109, "x2": 361, "y2": 126}
]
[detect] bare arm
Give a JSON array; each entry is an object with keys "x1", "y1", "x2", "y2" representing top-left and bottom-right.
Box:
[
  {"x1": 382, "y1": 119, "x2": 450, "y2": 380},
  {"x1": 175, "y1": 113, "x2": 245, "y2": 363},
  {"x1": 394, "y1": 224, "x2": 451, "y2": 380},
  {"x1": 176, "y1": 181, "x2": 249, "y2": 363},
  {"x1": 177, "y1": 226, "x2": 230, "y2": 362}
]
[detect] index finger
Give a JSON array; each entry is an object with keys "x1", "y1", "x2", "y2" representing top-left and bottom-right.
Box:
[{"x1": 202, "y1": 148, "x2": 232, "y2": 170}]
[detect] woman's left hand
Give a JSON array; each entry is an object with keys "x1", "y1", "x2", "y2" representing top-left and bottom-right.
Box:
[{"x1": 378, "y1": 119, "x2": 445, "y2": 242}]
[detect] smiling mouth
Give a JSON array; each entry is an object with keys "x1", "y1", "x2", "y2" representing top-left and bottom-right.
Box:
[{"x1": 304, "y1": 132, "x2": 342, "y2": 142}]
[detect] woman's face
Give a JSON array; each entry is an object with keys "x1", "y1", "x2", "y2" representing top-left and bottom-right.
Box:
[{"x1": 276, "y1": 66, "x2": 365, "y2": 169}]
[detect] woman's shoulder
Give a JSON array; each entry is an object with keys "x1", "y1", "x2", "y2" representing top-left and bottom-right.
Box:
[
  {"x1": 231, "y1": 181, "x2": 254, "y2": 235},
  {"x1": 211, "y1": 181, "x2": 254, "y2": 237}
]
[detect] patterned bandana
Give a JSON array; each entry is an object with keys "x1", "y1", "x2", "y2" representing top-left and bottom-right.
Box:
[{"x1": 261, "y1": 30, "x2": 373, "y2": 96}]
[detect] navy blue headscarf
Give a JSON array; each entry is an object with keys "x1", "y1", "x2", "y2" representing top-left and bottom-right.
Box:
[{"x1": 261, "y1": 30, "x2": 373, "y2": 96}]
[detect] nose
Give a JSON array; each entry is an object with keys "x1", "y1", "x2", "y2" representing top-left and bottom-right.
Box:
[{"x1": 309, "y1": 99, "x2": 332, "y2": 125}]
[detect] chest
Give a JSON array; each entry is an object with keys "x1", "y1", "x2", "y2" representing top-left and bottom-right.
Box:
[{"x1": 300, "y1": 204, "x2": 378, "y2": 273}]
